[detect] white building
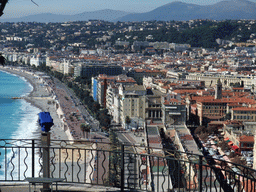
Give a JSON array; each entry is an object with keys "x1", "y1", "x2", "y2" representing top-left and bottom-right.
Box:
[
  {"x1": 30, "y1": 54, "x2": 46, "y2": 67},
  {"x1": 63, "y1": 59, "x2": 73, "y2": 75}
]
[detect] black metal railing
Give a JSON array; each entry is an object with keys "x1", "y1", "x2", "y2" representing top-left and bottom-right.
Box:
[{"x1": 0, "y1": 139, "x2": 256, "y2": 192}]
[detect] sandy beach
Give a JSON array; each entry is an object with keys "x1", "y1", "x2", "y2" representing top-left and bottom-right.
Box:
[
  {"x1": 0, "y1": 66, "x2": 69, "y2": 140},
  {"x1": 0, "y1": 66, "x2": 105, "y2": 184},
  {"x1": 0, "y1": 66, "x2": 113, "y2": 192}
]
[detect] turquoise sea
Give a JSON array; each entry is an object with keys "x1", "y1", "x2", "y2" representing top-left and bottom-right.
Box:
[{"x1": 0, "y1": 70, "x2": 41, "y2": 179}]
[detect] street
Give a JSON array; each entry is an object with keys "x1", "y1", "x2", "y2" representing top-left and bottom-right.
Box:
[{"x1": 53, "y1": 78, "x2": 100, "y2": 131}]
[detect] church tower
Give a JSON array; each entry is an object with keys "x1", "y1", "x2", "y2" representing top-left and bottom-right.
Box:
[{"x1": 215, "y1": 79, "x2": 222, "y2": 99}]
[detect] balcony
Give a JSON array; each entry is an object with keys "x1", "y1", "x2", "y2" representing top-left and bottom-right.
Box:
[{"x1": 0, "y1": 139, "x2": 256, "y2": 192}]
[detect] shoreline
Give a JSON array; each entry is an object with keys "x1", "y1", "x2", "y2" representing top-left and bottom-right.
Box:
[
  {"x1": 0, "y1": 67, "x2": 43, "y2": 111},
  {"x1": 0, "y1": 66, "x2": 69, "y2": 140}
]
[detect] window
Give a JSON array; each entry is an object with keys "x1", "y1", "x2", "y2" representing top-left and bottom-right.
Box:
[{"x1": 249, "y1": 143, "x2": 253, "y2": 147}]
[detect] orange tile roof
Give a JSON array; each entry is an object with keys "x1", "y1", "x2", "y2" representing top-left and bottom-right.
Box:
[
  {"x1": 239, "y1": 135, "x2": 254, "y2": 142},
  {"x1": 173, "y1": 89, "x2": 200, "y2": 94},
  {"x1": 232, "y1": 107, "x2": 256, "y2": 111},
  {"x1": 163, "y1": 98, "x2": 185, "y2": 105}
]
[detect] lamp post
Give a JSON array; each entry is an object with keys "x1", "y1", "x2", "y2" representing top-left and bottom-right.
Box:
[{"x1": 38, "y1": 112, "x2": 54, "y2": 192}]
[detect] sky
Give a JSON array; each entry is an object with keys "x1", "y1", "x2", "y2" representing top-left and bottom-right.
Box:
[{"x1": 1, "y1": 0, "x2": 256, "y2": 19}]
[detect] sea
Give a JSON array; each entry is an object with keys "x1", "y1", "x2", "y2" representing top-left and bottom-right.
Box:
[{"x1": 0, "y1": 70, "x2": 41, "y2": 180}]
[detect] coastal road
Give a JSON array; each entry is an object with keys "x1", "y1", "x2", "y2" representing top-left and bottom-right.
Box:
[{"x1": 53, "y1": 78, "x2": 100, "y2": 131}]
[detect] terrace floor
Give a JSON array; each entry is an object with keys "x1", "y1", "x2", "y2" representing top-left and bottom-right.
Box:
[{"x1": 0, "y1": 183, "x2": 121, "y2": 192}]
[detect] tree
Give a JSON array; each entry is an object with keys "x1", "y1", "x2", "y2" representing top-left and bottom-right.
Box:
[
  {"x1": 219, "y1": 140, "x2": 230, "y2": 151},
  {"x1": 228, "y1": 151, "x2": 238, "y2": 159},
  {"x1": 224, "y1": 112, "x2": 231, "y2": 120},
  {"x1": 109, "y1": 129, "x2": 120, "y2": 186},
  {"x1": 67, "y1": 81, "x2": 73, "y2": 88},
  {"x1": 125, "y1": 116, "x2": 131, "y2": 129},
  {"x1": 92, "y1": 102, "x2": 100, "y2": 111},
  {"x1": 85, "y1": 124, "x2": 91, "y2": 138},
  {"x1": 194, "y1": 125, "x2": 206, "y2": 135},
  {"x1": 201, "y1": 132, "x2": 209, "y2": 141},
  {"x1": 0, "y1": 54, "x2": 6, "y2": 66},
  {"x1": 80, "y1": 123, "x2": 86, "y2": 138},
  {"x1": 231, "y1": 82, "x2": 241, "y2": 88},
  {"x1": 80, "y1": 123, "x2": 91, "y2": 139},
  {"x1": 206, "y1": 125, "x2": 219, "y2": 134}
]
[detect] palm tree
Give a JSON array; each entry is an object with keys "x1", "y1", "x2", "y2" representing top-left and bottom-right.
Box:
[
  {"x1": 0, "y1": 54, "x2": 6, "y2": 66},
  {"x1": 80, "y1": 123, "x2": 91, "y2": 139},
  {"x1": 125, "y1": 116, "x2": 131, "y2": 130},
  {"x1": 80, "y1": 123, "x2": 86, "y2": 138},
  {"x1": 84, "y1": 124, "x2": 91, "y2": 139}
]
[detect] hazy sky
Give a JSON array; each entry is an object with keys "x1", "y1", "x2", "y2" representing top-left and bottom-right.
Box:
[{"x1": 2, "y1": 0, "x2": 256, "y2": 18}]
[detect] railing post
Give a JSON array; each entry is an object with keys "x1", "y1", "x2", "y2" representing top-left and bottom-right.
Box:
[
  {"x1": 199, "y1": 156, "x2": 203, "y2": 192},
  {"x1": 32, "y1": 140, "x2": 35, "y2": 178},
  {"x1": 121, "y1": 144, "x2": 125, "y2": 192},
  {"x1": 41, "y1": 132, "x2": 51, "y2": 192}
]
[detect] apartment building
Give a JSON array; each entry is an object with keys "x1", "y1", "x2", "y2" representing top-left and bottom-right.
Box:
[
  {"x1": 146, "y1": 90, "x2": 163, "y2": 120},
  {"x1": 232, "y1": 107, "x2": 256, "y2": 122},
  {"x1": 106, "y1": 84, "x2": 121, "y2": 124},
  {"x1": 186, "y1": 73, "x2": 244, "y2": 88},
  {"x1": 92, "y1": 74, "x2": 137, "y2": 108},
  {"x1": 30, "y1": 54, "x2": 46, "y2": 67},
  {"x1": 128, "y1": 69, "x2": 165, "y2": 84},
  {"x1": 162, "y1": 94, "x2": 186, "y2": 126},
  {"x1": 63, "y1": 59, "x2": 74, "y2": 75},
  {"x1": 119, "y1": 85, "x2": 147, "y2": 126},
  {"x1": 223, "y1": 121, "x2": 254, "y2": 153},
  {"x1": 186, "y1": 80, "x2": 256, "y2": 125}
]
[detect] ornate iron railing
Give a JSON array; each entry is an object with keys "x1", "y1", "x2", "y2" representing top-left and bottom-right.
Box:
[{"x1": 0, "y1": 139, "x2": 256, "y2": 192}]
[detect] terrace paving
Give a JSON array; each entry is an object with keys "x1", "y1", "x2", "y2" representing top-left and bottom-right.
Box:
[{"x1": 0, "y1": 183, "x2": 120, "y2": 191}]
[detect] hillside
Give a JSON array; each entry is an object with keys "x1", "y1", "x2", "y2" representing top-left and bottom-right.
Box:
[{"x1": 117, "y1": 0, "x2": 256, "y2": 21}]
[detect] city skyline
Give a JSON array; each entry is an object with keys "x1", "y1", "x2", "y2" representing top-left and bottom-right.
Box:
[{"x1": 2, "y1": 0, "x2": 256, "y2": 19}]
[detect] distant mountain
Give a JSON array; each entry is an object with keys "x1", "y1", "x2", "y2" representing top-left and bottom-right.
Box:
[
  {"x1": 117, "y1": 0, "x2": 256, "y2": 21},
  {"x1": 1, "y1": 0, "x2": 256, "y2": 23},
  {"x1": 0, "y1": 9, "x2": 131, "y2": 23}
]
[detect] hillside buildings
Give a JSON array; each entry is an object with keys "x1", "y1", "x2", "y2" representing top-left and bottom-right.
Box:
[{"x1": 3, "y1": 20, "x2": 256, "y2": 169}]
